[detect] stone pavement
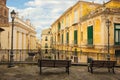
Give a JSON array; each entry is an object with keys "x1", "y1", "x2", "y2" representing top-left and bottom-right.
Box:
[{"x1": 0, "y1": 65, "x2": 120, "y2": 80}]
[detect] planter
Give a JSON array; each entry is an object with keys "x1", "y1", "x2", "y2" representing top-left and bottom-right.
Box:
[{"x1": 28, "y1": 52, "x2": 36, "y2": 56}]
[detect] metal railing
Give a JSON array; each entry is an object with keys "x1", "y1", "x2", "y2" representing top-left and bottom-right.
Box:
[
  {"x1": 0, "y1": 49, "x2": 39, "y2": 62},
  {"x1": 0, "y1": 49, "x2": 120, "y2": 65}
]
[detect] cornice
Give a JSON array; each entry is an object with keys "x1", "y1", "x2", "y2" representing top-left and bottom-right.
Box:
[
  {"x1": 15, "y1": 17, "x2": 35, "y2": 30},
  {"x1": 80, "y1": 8, "x2": 120, "y2": 22},
  {"x1": 10, "y1": 22, "x2": 36, "y2": 34}
]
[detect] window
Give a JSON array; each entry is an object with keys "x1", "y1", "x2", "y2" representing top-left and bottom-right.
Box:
[
  {"x1": 45, "y1": 43, "x2": 48, "y2": 48},
  {"x1": 62, "y1": 34, "x2": 63, "y2": 44},
  {"x1": 74, "y1": 30, "x2": 78, "y2": 44},
  {"x1": 4, "y1": 10, "x2": 7, "y2": 16},
  {"x1": 45, "y1": 49, "x2": 48, "y2": 53},
  {"x1": 74, "y1": 10, "x2": 78, "y2": 23},
  {"x1": 55, "y1": 36, "x2": 56, "y2": 44},
  {"x1": 115, "y1": 24, "x2": 120, "y2": 45},
  {"x1": 81, "y1": 32, "x2": 83, "y2": 41},
  {"x1": 66, "y1": 32, "x2": 69, "y2": 44},
  {"x1": 74, "y1": 48, "x2": 77, "y2": 56},
  {"x1": 58, "y1": 22, "x2": 61, "y2": 31},
  {"x1": 66, "y1": 15, "x2": 69, "y2": 27},
  {"x1": 45, "y1": 36, "x2": 48, "y2": 41},
  {"x1": 87, "y1": 26, "x2": 93, "y2": 45},
  {"x1": 61, "y1": 20, "x2": 64, "y2": 29},
  {"x1": 48, "y1": 31, "x2": 50, "y2": 34},
  {"x1": 115, "y1": 50, "x2": 120, "y2": 57},
  {"x1": 0, "y1": 8, "x2": 2, "y2": 15}
]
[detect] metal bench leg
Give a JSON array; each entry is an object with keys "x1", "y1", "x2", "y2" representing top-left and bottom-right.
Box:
[
  {"x1": 66, "y1": 67, "x2": 67, "y2": 72},
  {"x1": 88, "y1": 63, "x2": 90, "y2": 72},
  {"x1": 88, "y1": 66, "x2": 90, "y2": 72},
  {"x1": 68, "y1": 67, "x2": 70, "y2": 75},
  {"x1": 108, "y1": 68, "x2": 110, "y2": 72},
  {"x1": 66, "y1": 67, "x2": 69, "y2": 75},
  {"x1": 40, "y1": 67, "x2": 42, "y2": 75},
  {"x1": 90, "y1": 67, "x2": 93, "y2": 73},
  {"x1": 112, "y1": 67, "x2": 115, "y2": 74}
]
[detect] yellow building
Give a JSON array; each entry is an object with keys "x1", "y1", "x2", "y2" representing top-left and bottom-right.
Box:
[
  {"x1": 41, "y1": 28, "x2": 53, "y2": 59},
  {"x1": 36, "y1": 38, "x2": 41, "y2": 50},
  {"x1": 51, "y1": 0, "x2": 120, "y2": 63}
]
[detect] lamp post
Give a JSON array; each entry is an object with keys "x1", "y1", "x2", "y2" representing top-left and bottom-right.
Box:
[
  {"x1": 106, "y1": 19, "x2": 111, "y2": 61},
  {"x1": 8, "y1": 10, "x2": 16, "y2": 67}
]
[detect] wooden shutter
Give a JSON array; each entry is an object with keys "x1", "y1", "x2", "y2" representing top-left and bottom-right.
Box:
[
  {"x1": 66, "y1": 32, "x2": 69, "y2": 44},
  {"x1": 74, "y1": 30, "x2": 77, "y2": 44},
  {"x1": 62, "y1": 34, "x2": 63, "y2": 44},
  {"x1": 87, "y1": 26, "x2": 93, "y2": 45}
]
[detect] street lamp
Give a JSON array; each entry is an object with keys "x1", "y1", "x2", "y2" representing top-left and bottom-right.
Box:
[
  {"x1": 8, "y1": 10, "x2": 16, "y2": 67},
  {"x1": 106, "y1": 19, "x2": 111, "y2": 61}
]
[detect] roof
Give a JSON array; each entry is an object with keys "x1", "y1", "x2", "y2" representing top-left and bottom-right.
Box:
[{"x1": 41, "y1": 28, "x2": 51, "y2": 35}]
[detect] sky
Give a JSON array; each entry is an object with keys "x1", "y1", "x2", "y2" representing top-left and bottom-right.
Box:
[{"x1": 7, "y1": 0, "x2": 109, "y2": 39}]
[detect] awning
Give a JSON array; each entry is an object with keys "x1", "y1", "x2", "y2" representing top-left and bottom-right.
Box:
[{"x1": 0, "y1": 28, "x2": 4, "y2": 32}]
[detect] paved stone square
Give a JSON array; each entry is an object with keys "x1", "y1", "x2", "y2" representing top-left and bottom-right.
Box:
[{"x1": 0, "y1": 65, "x2": 120, "y2": 80}]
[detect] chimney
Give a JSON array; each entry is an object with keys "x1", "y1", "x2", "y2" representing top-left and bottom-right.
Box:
[{"x1": 26, "y1": 19, "x2": 31, "y2": 25}]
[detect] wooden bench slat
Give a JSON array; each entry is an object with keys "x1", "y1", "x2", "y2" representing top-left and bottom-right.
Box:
[
  {"x1": 88, "y1": 60, "x2": 116, "y2": 73},
  {"x1": 38, "y1": 59, "x2": 71, "y2": 75}
]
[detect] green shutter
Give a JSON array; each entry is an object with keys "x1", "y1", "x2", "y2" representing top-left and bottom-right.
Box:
[
  {"x1": 87, "y1": 26, "x2": 93, "y2": 45},
  {"x1": 74, "y1": 30, "x2": 77, "y2": 44},
  {"x1": 114, "y1": 24, "x2": 120, "y2": 45},
  {"x1": 62, "y1": 34, "x2": 63, "y2": 44},
  {"x1": 74, "y1": 48, "x2": 77, "y2": 56},
  {"x1": 66, "y1": 32, "x2": 69, "y2": 44},
  {"x1": 58, "y1": 22, "x2": 61, "y2": 31}
]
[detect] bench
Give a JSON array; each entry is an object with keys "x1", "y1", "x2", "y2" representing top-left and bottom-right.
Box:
[
  {"x1": 38, "y1": 59, "x2": 71, "y2": 74},
  {"x1": 88, "y1": 60, "x2": 116, "y2": 73}
]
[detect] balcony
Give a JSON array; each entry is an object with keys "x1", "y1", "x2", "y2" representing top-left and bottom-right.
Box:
[
  {"x1": 113, "y1": 45, "x2": 120, "y2": 48},
  {"x1": 45, "y1": 39, "x2": 48, "y2": 41},
  {"x1": 45, "y1": 46, "x2": 48, "y2": 48},
  {"x1": 72, "y1": 22, "x2": 78, "y2": 26},
  {"x1": 56, "y1": 42, "x2": 60, "y2": 45},
  {"x1": 64, "y1": 41, "x2": 69, "y2": 46},
  {"x1": 86, "y1": 44, "x2": 94, "y2": 48},
  {"x1": 72, "y1": 40, "x2": 78, "y2": 47}
]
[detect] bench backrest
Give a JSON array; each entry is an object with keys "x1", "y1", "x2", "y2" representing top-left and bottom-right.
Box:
[
  {"x1": 39, "y1": 60, "x2": 55, "y2": 67},
  {"x1": 38, "y1": 60, "x2": 71, "y2": 67},
  {"x1": 55, "y1": 60, "x2": 71, "y2": 67},
  {"x1": 91, "y1": 60, "x2": 116, "y2": 67}
]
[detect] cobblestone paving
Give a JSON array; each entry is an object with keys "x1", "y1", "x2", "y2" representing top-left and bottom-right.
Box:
[{"x1": 0, "y1": 65, "x2": 120, "y2": 80}]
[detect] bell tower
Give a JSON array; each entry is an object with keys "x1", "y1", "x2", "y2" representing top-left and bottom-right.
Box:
[
  {"x1": 0, "y1": 0, "x2": 9, "y2": 27},
  {"x1": 4, "y1": 0, "x2": 7, "y2": 4},
  {"x1": 0, "y1": 0, "x2": 6, "y2": 5}
]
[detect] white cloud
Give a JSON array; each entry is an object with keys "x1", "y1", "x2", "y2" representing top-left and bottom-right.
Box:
[{"x1": 8, "y1": 0, "x2": 110, "y2": 39}]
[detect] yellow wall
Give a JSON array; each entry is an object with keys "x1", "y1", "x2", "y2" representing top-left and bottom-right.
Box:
[
  {"x1": 106, "y1": 0, "x2": 120, "y2": 8},
  {"x1": 50, "y1": 0, "x2": 120, "y2": 63}
]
